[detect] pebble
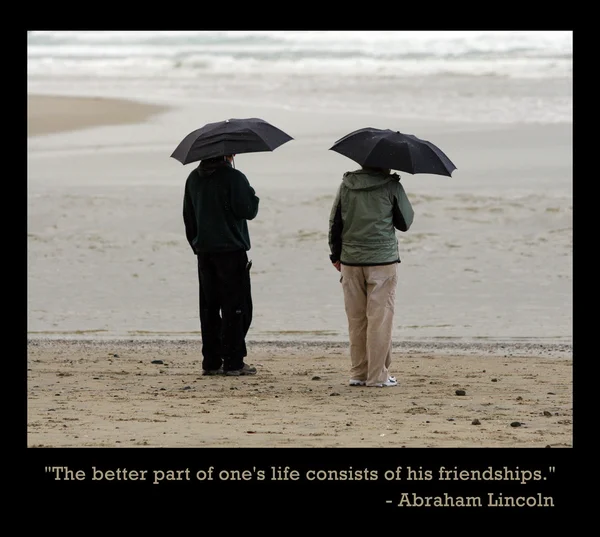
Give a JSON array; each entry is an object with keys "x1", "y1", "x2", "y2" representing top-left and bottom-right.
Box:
[
  {"x1": 330, "y1": 392, "x2": 341, "y2": 396},
  {"x1": 510, "y1": 421, "x2": 522, "y2": 427},
  {"x1": 543, "y1": 411, "x2": 552, "y2": 417},
  {"x1": 311, "y1": 376, "x2": 321, "y2": 381},
  {"x1": 151, "y1": 360, "x2": 164, "y2": 365},
  {"x1": 455, "y1": 389, "x2": 466, "y2": 396},
  {"x1": 472, "y1": 419, "x2": 481, "y2": 425}
]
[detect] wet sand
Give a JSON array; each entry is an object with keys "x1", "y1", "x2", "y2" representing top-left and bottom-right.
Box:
[{"x1": 27, "y1": 92, "x2": 572, "y2": 342}]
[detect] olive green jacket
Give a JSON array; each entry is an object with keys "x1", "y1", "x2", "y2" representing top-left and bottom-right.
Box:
[{"x1": 328, "y1": 169, "x2": 414, "y2": 265}]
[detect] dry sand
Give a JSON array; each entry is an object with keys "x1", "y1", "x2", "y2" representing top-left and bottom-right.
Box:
[
  {"x1": 27, "y1": 339, "x2": 572, "y2": 448},
  {"x1": 27, "y1": 94, "x2": 168, "y2": 136}
]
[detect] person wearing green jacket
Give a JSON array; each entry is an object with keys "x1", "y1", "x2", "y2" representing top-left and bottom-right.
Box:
[
  {"x1": 183, "y1": 154, "x2": 259, "y2": 376},
  {"x1": 328, "y1": 166, "x2": 414, "y2": 387}
]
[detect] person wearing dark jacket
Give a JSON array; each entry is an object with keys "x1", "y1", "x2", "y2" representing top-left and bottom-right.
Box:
[{"x1": 183, "y1": 154, "x2": 259, "y2": 376}]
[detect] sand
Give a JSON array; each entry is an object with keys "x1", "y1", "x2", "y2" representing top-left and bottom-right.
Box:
[
  {"x1": 27, "y1": 338, "x2": 572, "y2": 448},
  {"x1": 26, "y1": 93, "x2": 573, "y2": 448},
  {"x1": 27, "y1": 94, "x2": 168, "y2": 137}
]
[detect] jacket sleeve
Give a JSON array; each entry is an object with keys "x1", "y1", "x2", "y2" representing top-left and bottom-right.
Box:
[
  {"x1": 183, "y1": 174, "x2": 198, "y2": 253},
  {"x1": 328, "y1": 184, "x2": 343, "y2": 262},
  {"x1": 230, "y1": 172, "x2": 260, "y2": 221},
  {"x1": 392, "y1": 181, "x2": 414, "y2": 232}
]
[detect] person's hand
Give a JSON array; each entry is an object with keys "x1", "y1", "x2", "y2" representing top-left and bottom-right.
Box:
[{"x1": 333, "y1": 261, "x2": 341, "y2": 272}]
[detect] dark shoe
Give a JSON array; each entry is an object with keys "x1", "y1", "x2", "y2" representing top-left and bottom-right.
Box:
[
  {"x1": 202, "y1": 368, "x2": 223, "y2": 376},
  {"x1": 224, "y1": 363, "x2": 257, "y2": 376}
]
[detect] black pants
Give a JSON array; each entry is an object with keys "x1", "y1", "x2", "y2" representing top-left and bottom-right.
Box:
[{"x1": 197, "y1": 250, "x2": 252, "y2": 372}]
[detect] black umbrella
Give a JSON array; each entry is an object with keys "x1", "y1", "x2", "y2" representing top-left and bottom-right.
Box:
[
  {"x1": 171, "y1": 117, "x2": 294, "y2": 165},
  {"x1": 329, "y1": 127, "x2": 457, "y2": 177}
]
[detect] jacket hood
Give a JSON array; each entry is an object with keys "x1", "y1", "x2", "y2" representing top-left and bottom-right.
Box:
[
  {"x1": 197, "y1": 159, "x2": 233, "y2": 177},
  {"x1": 342, "y1": 169, "x2": 400, "y2": 191}
]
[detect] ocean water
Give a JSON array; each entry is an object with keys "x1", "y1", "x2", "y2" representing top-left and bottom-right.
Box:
[
  {"x1": 27, "y1": 30, "x2": 572, "y2": 124},
  {"x1": 27, "y1": 31, "x2": 572, "y2": 76},
  {"x1": 27, "y1": 31, "x2": 573, "y2": 345}
]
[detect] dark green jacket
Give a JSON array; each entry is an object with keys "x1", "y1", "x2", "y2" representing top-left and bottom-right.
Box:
[
  {"x1": 183, "y1": 160, "x2": 259, "y2": 254},
  {"x1": 328, "y1": 169, "x2": 414, "y2": 266}
]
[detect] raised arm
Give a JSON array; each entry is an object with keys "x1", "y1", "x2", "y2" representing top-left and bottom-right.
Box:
[
  {"x1": 392, "y1": 181, "x2": 414, "y2": 232},
  {"x1": 230, "y1": 172, "x2": 260, "y2": 221}
]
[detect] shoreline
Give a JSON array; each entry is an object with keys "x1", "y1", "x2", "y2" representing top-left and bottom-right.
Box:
[
  {"x1": 27, "y1": 94, "x2": 169, "y2": 137},
  {"x1": 27, "y1": 337, "x2": 572, "y2": 359},
  {"x1": 27, "y1": 90, "x2": 571, "y2": 141}
]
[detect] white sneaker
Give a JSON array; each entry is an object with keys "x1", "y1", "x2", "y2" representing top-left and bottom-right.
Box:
[
  {"x1": 349, "y1": 379, "x2": 366, "y2": 386},
  {"x1": 370, "y1": 376, "x2": 398, "y2": 388}
]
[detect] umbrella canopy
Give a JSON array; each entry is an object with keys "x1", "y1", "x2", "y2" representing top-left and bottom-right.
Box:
[
  {"x1": 329, "y1": 127, "x2": 457, "y2": 177},
  {"x1": 171, "y1": 117, "x2": 293, "y2": 165}
]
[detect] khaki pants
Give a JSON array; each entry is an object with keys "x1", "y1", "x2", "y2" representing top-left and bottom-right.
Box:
[{"x1": 340, "y1": 264, "x2": 397, "y2": 386}]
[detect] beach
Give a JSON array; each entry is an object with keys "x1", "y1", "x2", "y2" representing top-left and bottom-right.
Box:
[
  {"x1": 28, "y1": 338, "x2": 571, "y2": 448},
  {"x1": 27, "y1": 31, "x2": 572, "y2": 449}
]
